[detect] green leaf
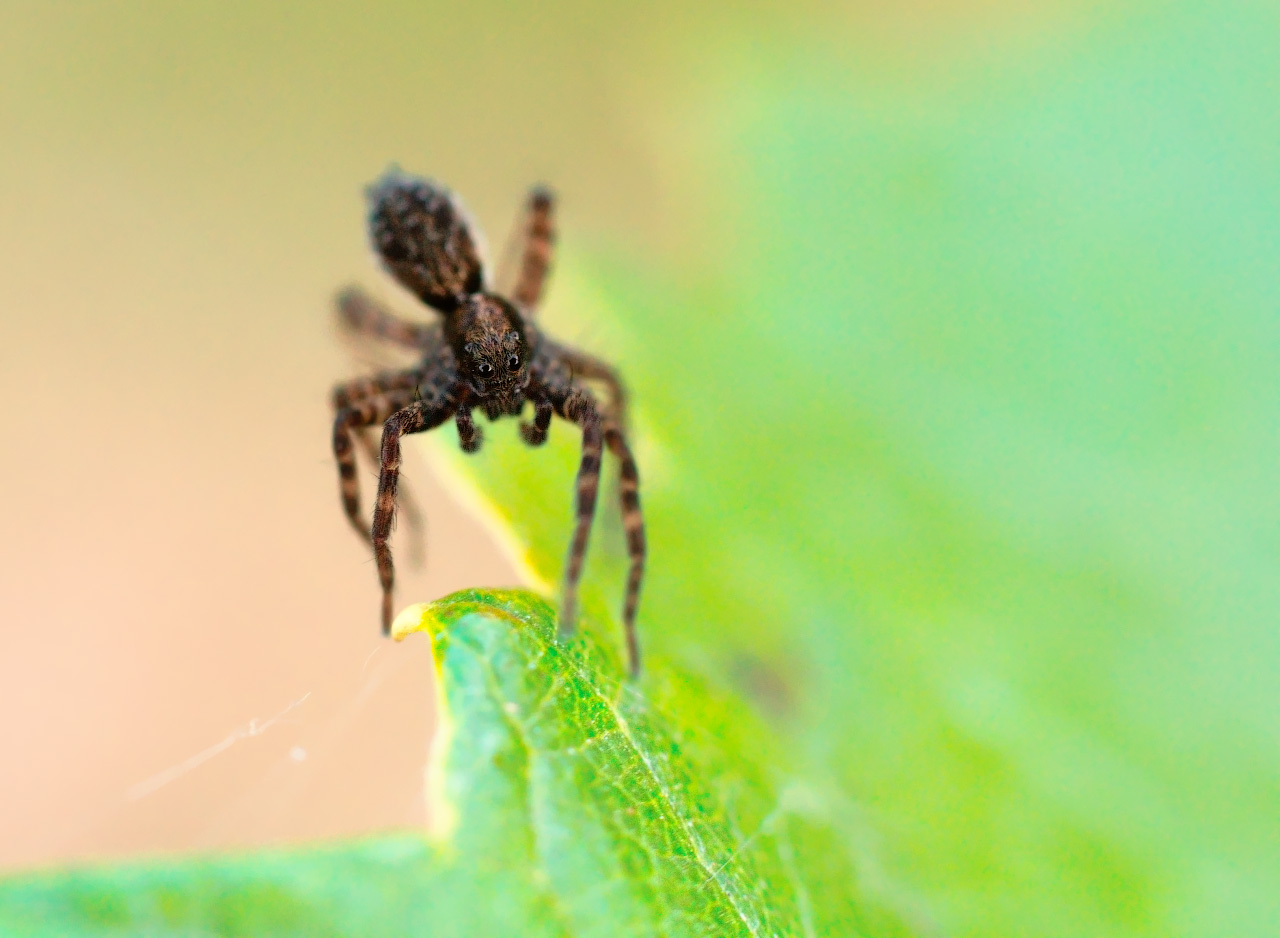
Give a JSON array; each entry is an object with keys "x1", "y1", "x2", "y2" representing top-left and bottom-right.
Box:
[
  {"x1": 433, "y1": 3, "x2": 1280, "y2": 936},
  {"x1": 0, "y1": 590, "x2": 913, "y2": 937}
]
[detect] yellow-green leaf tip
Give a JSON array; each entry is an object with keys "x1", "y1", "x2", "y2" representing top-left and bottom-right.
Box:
[{"x1": 390, "y1": 601, "x2": 442, "y2": 642}]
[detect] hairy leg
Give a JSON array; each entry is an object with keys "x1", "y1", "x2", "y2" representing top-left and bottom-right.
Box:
[
  {"x1": 356, "y1": 426, "x2": 425, "y2": 568},
  {"x1": 544, "y1": 342, "x2": 628, "y2": 427},
  {"x1": 602, "y1": 418, "x2": 645, "y2": 677},
  {"x1": 334, "y1": 357, "x2": 456, "y2": 559},
  {"x1": 507, "y1": 187, "x2": 556, "y2": 312},
  {"x1": 373, "y1": 398, "x2": 456, "y2": 633},
  {"x1": 332, "y1": 388, "x2": 420, "y2": 543},
  {"x1": 555, "y1": 389, "x2": 604, "y2": 639},
  {"x1": 336, "y1": 285, "x2": 441, "y2": 349},
  {"x1": 331, "y1": 366, "x2": 423, "y2": 411}
]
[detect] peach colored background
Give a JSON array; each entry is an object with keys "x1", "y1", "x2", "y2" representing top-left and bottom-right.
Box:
[
  {"x1": 0, "y1": 1, "x2": 682, "y2": 871},
  {"x1": 0, "y1": 0, "x2": 1048, "y2": 873}
]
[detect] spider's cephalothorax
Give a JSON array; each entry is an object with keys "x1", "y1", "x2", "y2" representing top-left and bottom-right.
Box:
[
  {"x1": 447, "y1": 294, "x2": 530, "y2": 420},
  {"x1": 331, "y1": 169, "x2": 645, "y2": 676}
]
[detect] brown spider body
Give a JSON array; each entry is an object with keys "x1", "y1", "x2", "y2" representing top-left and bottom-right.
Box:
[
  {"x1": 331, "y1": 169, "x2": 645, "y2": 676},
  {"x1": 446, "y1": 294, "x2": 530, "y2": 420}
]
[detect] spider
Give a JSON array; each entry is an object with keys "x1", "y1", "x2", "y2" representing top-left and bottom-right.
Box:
[{"x1": 330, "y1": 169, "x2": 646, "y2": 676}]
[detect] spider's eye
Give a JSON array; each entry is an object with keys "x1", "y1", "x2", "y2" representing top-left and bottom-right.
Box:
[
  {"x1": 507, "y1": 354, "x2": 521, "y2": 371},
  {"x1": 477, "y1": 361, "x2": 493, "y2": 376}
]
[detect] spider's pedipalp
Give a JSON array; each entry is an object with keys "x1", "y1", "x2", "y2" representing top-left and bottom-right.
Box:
[
  {"x1": 367, "y1": 170, "x2": 484, "y2": 314},
  {"x1": 455, "y1": 406, "x2": 483, "y2": 453},
  {"x1": 373, "y1": 397, "x2": 457, "y2": 633},
  {"x1": 521, "y1": 397, "x2": 553, "y2": 446}
]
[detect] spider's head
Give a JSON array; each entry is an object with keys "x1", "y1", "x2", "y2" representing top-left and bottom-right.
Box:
[{"x1": 447, "y1": 294, "x2": 530, "y2": 420}]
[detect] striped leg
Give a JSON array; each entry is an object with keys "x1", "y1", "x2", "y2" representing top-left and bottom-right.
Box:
[
  {"x1": 373, "y1": 398, "x2": 456, "y2": 633},
  {"x1": 331, "y1": 367, "x2": 423, "y2": 411},
  {"x1": 332, "y1": 389, "x2": 419, "y2": 543},
  {"x1": 556, "y1": 390, "x2": 604, "y2": 639},
  {"x1": 559, "y1": 347, "x2": 628, "y2": 428},
  {"x1": 509, "y1": 187, "x2": 556, "y2": 311},
  {"x1": 333, "y1": 363, "x2": 442, "y2": 555},
  {"x1": 355, "y1": 427, "x2": 425, "y2": 567},
  {"x1": 336, "y1": 286, "x2": 440, "y2": 348},
  {"x1": 603, "y1": 418, "x2": 645, "y2": 677}
]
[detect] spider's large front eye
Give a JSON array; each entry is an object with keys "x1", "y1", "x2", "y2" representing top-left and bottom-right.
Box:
[
  {"x1": 477, "y1": 361, "x2": 493, "y2": 376},
  {"x1": 507, "y1": 354, "x2": 521, "y2": 372}
]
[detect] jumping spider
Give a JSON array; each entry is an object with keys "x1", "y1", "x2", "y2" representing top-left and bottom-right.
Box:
[{"x1": 330, "y1": 169, "x2": 645, "y2": 675}]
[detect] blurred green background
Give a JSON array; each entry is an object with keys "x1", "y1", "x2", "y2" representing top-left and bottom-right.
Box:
[{"x1": 2, "y1": 1, "x2": 1278, "y2": 936}]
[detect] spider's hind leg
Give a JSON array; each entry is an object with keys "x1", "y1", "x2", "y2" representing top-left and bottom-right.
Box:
[
  {"x1": 336, "y1": 286, "x2": 438, "y2": 349},
  {"x1": 499, "y1": 187, "x2": 557, "y2": 313}
]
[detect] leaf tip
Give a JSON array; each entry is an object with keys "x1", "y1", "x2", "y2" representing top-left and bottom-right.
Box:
[
  {"x1": 390, "y1": 602, "x2": 442, "y2": 642},
  {"x1": 389, "y1": 601, "x2": 458, "y2": 843}
]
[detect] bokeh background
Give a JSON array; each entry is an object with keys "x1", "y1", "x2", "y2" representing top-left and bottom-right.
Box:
[{"x1": 2, "y1": 1, "x2": 1278, "y2": 936}]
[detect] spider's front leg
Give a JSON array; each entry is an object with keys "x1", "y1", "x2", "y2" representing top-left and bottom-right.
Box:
[
  {"x1": 332, "y1": 385, "x2": 420, "y2": 543},
  {"x1": 560, "y1": 347, "x2": 628, "y2": 429},
  {"x1": 372, "y1": 397, "x2": 456, "y2": 633},
  {"x1": 554, "y1": 389, "x2": 605, "y2": 638},
  {"x1": 601, "y1": 416, "x2": 645, "y2": 677},
  {"x1": 355, "y1": 427, "x2": 426, "y2": 569}
]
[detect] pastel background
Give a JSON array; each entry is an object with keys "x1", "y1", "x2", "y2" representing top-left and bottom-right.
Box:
[{"x1": 1, "y1": 2, "x2": 1277, "y2": 936}]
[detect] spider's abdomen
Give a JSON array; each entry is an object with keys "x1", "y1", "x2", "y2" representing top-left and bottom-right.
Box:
[{"x1": 367, "y1": 169, "x2": 484, "y2": 314}]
